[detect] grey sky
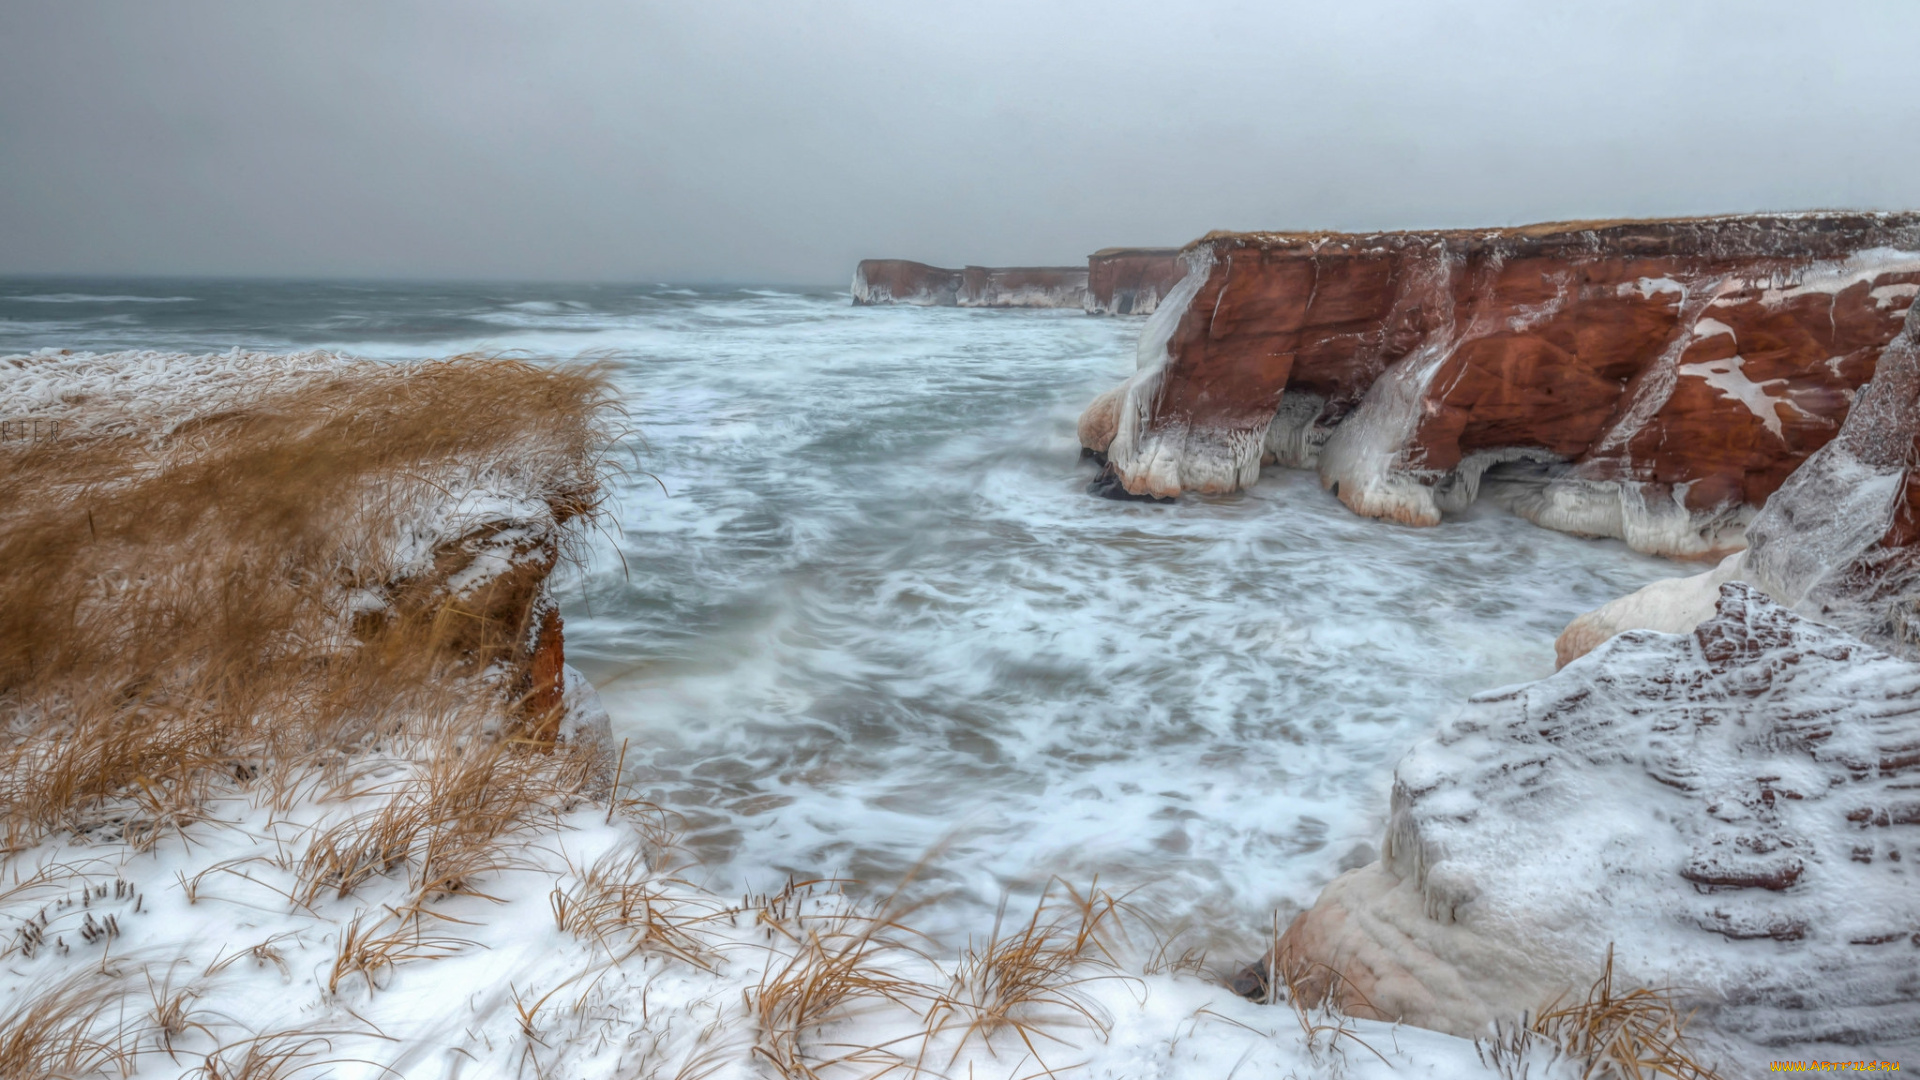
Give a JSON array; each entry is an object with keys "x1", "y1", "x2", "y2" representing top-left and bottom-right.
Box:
[{"x1": 4, "y1": 1, "x2": 1917, "y2": 283}]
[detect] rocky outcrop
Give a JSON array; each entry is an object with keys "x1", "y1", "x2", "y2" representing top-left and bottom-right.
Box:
[
  {"x1": 851, "y1": 259, "x2": 1088, "y2": 308},
  {"x1": 1085, "y1": 248, "x2": 1189, "y2": 315},
  {"x1": 1559, "y1": 298, "x2": 1920, "y2": 664},
  {"x1": 1256, "y1": 583, "x2": 1920, "y2": 1048},
  {"x1": 361, "y1": 505, "x2": 582, "y2": 742},
  {"x1": 1080, "y1": 214, "x2": 1920, "y2": 558}
]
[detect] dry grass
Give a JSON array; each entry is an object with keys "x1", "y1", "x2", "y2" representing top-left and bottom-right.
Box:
[
  {"x1": 920, "y1": 878, "x2": 1135, "y2": 1076},
  {"x1": 0, "y1": 967, "x2": 142, "y2": 1079},
  {"x1": 1479, "y1": 945, "x2": 1723, "y2": 1080},
  {"x1": 326, "y1": 910, "x2": 474, "y2": 997},
  {"x1": 294, "y1": 725, "x2": 600, "y2": 913},
  {"x1": 191, "y1": 1024, "x2": 395, "y2": 1080},
  {"x1": 750, "y1": 877, "x2": 939, "y2": 1080},
  {"x1": 550, "y1": 839, "x2": 724, "y2": 970},
  {"x1": 0, "y1": 351, "x2": 623, "y2": 1070},
  {"x1": 144, "y1": 962, "x2": 212, "y2": 1059},
  {"x1": 0, "y1": 354, "x2": 617, "y2": 852}
]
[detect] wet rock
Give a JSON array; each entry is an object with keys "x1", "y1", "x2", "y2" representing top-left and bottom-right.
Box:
[
  {"x1": 1561, "y1": 298, "x2": 1920, "y2": 664},
  {"x1": 1085, "y1": 247, "x2": 1189, "y2": 315}
]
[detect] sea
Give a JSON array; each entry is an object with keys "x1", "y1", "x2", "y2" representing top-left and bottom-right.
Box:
[{"x1": 0, "y1": 278, "x2": 1679, "y2": 961}]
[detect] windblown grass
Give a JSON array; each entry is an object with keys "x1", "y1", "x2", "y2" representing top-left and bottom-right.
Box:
[
  {"x1": 0, "y1": 351, "x2": 617, "y2": 850},
  {"x1": 550, "y1": 839, "x2": 724, "y2": 970},
  {"x1": 294, "y1": 723, "x2": 600, "y2": 912},
  {"x1": 750, "y1": 875, "x2": 941, "y2": 1080},
  {"x1": 920, "y1": 878, "x2": 1134, "y2": 1075},
  {"x1": 0, "y1": 967, "x2": 141, "y2": 1079},
  {"x1": 1478, "y1": 945, "x2": 1724, "y2": 1080}
]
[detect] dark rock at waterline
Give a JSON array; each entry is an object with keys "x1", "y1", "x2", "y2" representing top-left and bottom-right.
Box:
[{"x1": 1087, "y1": 463, "x2": 1174, "y2": 502}]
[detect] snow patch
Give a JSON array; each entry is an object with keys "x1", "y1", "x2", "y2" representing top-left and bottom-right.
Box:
[
  {"x1": 1759, "y1": 247, "x2": 1920, "y2": 306},
  {"x1": 1677, "y1": 354, "x2": 1797, "y2": 440}
]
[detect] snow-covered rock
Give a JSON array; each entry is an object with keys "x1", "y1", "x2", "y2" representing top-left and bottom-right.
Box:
[
  {"x1": 1555, "y1": 550, "x2": 1746, "y2": 667},
  {"x1": 1271, "y1": 583, "x2": 1920, "y2": 1052}
]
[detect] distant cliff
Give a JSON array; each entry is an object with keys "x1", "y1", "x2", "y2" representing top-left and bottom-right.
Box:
[
  {"x1": 1079, "y1": 213, "x2": 1920, "y2": 558},
  {"x1": 851, "y1": 260, "x2": 1088, "y2": 308},
  {"x1": 1085, "y1": 247, "x2": 1188, "y2": 315}
]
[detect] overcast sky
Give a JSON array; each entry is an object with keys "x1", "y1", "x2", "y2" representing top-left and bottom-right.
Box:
[{"x1": 3, "y1": 1, "x2": 1918, "y2": 283}]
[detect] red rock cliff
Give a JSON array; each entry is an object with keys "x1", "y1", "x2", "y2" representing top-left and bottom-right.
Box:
[
  {"x1": 1085, "y1": 248, "x2": 1189, "y2": 315},
  {"x1": 1080, "y1": 213, "x2": 1920, "y2": 557},
  {"x1": 852, "y1": 259, "x2": 1088, "y2": 308}
]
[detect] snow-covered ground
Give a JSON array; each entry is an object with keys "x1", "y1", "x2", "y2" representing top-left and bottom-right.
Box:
[{"x1": 0, "y1": 705, "x2": 1518, "y2": 1079}]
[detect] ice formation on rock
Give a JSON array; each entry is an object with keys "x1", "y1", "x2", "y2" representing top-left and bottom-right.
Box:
[
  {"x1": 1270, "y1": 584, "x2": 1920, "y2": 1050},
  {"x1": 1077, "y1": 214, "x2": 1920, "y2": 556}
]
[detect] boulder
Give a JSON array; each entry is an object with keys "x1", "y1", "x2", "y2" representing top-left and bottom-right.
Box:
[
  {"x1": 1262, "y1": 584, "x2": 1920, "y2": 1049},
  {"x1": 1080, "y1": 214, "x2": 1920, "y2": 557}
]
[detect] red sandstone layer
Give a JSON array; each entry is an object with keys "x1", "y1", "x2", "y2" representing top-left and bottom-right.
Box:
[
  {"x1": 1558, "y1": 297, "x2": 1920, "y2": 664},
  {"x1": 1080, "y1": 213, "x2": 1920, "y2": 557},
  {"x1": 851, "y1": 259, "x2": 1088, "y2": 308},
  {"x1": 1085, "y1": 247, "x2": 1189, "y2": 315}
]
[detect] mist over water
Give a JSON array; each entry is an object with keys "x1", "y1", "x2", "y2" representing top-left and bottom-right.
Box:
[{"x1": 3, "y1": 281, "x2": 1680, "y2": 957}]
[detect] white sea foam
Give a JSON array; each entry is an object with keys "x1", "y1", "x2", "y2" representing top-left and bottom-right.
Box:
[{"x1": 519, "y1": 289, "x2": 1683, "y2": 956}]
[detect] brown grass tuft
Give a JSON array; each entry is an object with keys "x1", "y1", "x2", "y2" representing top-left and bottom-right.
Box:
[
  {"x1": 0, "y1": 968, "x2": 142, "y2": 1079},
  {"x1": 921, "y1": 878, "x2": 1135, "y2": 1075},
  {"x1": 1479, "y1": 945, "x2": 1724, "y2": 1080},
  {"x1": 145, "y1": 962, "x2": 213, "y2": 1059},
  {"x1": 191, "y1": 1023, "x2": 395, "y2": 1080},
  {"x1": 294, "y1": 723, "x2": 600, "y2": 912},
  {"x1": 750, "y1": 879, "x2": 937, "y2": 1080},
  {"x1": 550, "y1": 840, "x2": 723, "y2": 970},
  {"x1": 326, "y1": 910, "x2": 473, "y2": 997}
]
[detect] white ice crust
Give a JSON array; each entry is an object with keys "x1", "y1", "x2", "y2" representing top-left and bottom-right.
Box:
[
  {"x1": 1298, "y1": 585, "x2": 1920, "y2": 1052},
  {"x1": 1096, "y1": 247, "x2": 1262, "y2": 495}
]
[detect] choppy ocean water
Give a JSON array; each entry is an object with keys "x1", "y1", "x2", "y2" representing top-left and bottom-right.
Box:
[{"x1": 2, "y1": 278, "x2": 1679, "y2": 958}]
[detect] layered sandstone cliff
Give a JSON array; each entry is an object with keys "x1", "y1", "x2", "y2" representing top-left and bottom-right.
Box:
[
  {"x1": 1079, "y1": 213, "x2": 1920, "y2": 558},
  {"x1": 1257, "y1": 583, "x2": 1920, "y2": 1051},
  {"x1": 1559, "y1": 297, "x2": 1920, "y2": 664},
  {"x1": 1085, "y1": 247, "x2": 1189, "y2": 315},
  {"x1": 852, "y1": 259, "x2": 1089, "y2": 308}
]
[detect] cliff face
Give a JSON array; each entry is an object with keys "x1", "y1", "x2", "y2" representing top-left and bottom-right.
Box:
[
  {"x1": 851, "y1": 259, "x2": 1088, "y2": 308},
  {"x1": 1560, "y1": 298, "x2": 1920, "y2": 664},
  {"x1": 1085, "y1": 247, "x2": 1189, "y2": 315},
  {"x1": 1080, "y1": 214, "x2": 1920, "y2": 557}
]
